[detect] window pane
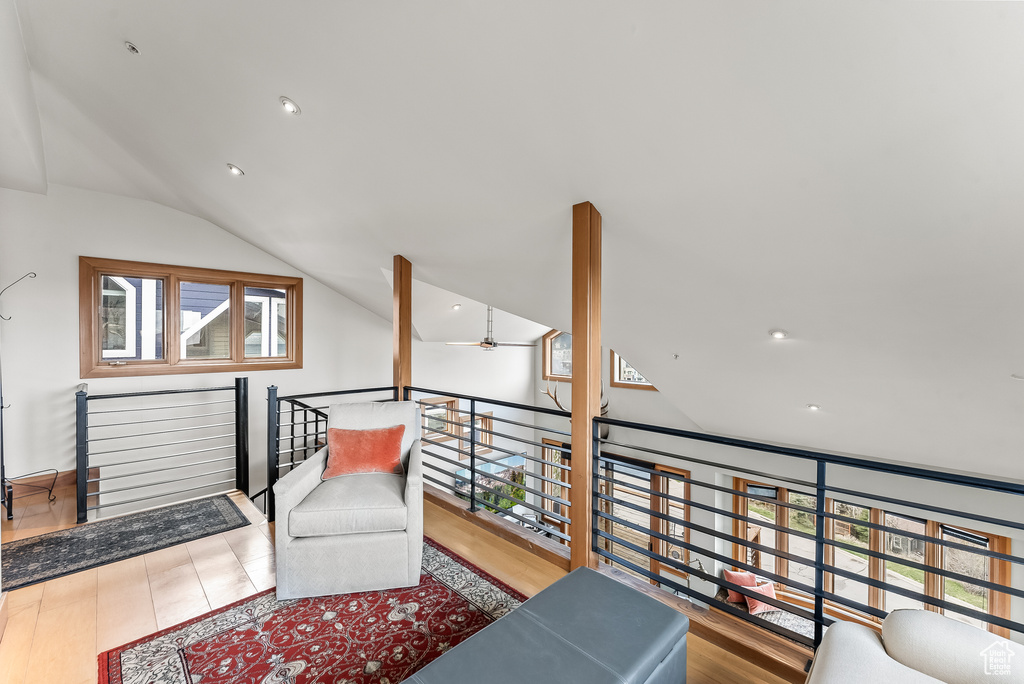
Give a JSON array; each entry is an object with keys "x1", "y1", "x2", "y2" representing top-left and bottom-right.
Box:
[
  {"x1": 745, "y1": 485, "x2": 777, "y2": 576},
  {"x1": 616, "y1": 352, "x2": 651, "y2": 384},
  {"x1": 884, "y1": 513, "x2": 927, "y2": 611},
  {"x1": 785, "y1": 491, "x2": 817, "y2": 588},
  {"x1": 180, "y1": 282, "x2": 231, "y2": 359},
  {"x1": 550, "y1": 332, "x2": 572, "y2": 377},
  {"x1": 100, "y1": 275, "x2": 163, "y2": 360},
  {"x1": 830, "y1": 502, "x2": 871, "y2": 610},
  {"x1": 941, "y1": 527, "x2": 989, "y2": 629},
  {"x1": 659, "y1": 473, "x2": 688, "y2": 574},
  {"x1": 244, "y1": 287, "x2": 288, "y2": 358},
  {"x1": 603, "y1": 463, "x2": 652, "y2": 581}
]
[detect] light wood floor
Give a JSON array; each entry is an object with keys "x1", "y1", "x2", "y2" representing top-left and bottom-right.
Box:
[{"x1": 0, "y1": 485, "x2": 787, "y2": 684}]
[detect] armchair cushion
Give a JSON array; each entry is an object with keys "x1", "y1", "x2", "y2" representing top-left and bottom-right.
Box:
[
  {"x1": 289, "y1": 472, "x2": 408, "y2": 537},
  {"x1": 324, "y1": 424, "x2": 406, "y2": 478}
]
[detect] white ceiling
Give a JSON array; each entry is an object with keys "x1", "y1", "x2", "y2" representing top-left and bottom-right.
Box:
[{"x1": 6, "y1": 0, "x2": 1024, "y2": 480}]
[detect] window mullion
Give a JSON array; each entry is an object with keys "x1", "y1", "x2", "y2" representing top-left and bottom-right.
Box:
[
  {"x1": 167, "y1": 273, "x2": 182, "y2": 366},
  {"x1": 868, "y1": 507, "x2": 884, "y2": 611},
  {"x1": 230, "y1": 281, "x2": 244, "y2": 362},
  {"x1": 924, "y1": 519, "x2": 942, "y2": 613}
]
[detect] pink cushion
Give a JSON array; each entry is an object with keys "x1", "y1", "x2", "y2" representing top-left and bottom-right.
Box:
[
  {"x1": 744, "y1": 582, "x2": 778, "y2": 615},
  {"x1": 323, "y1": 425, "x2": 406, "y2": 478},
  {"x1": 723, "y1": 569, "x2": 757, "y2": 602}
]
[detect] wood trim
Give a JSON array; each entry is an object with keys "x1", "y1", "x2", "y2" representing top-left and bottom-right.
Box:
[
  {"x1": 79, "y1": 256, "x2": 302, "y2": 378},
  {"x1": 540, "y1": 438, "x2": 570, "y2": 544},
  {"x1": 989, "y1": 535, "x2": 1012, "y2": 637},
  {"x1": 393, "y1": 255, "x2": 412, "y2": 392},
  {"x1": 424, "y1": 484, "x2": 571, "y2": 571},
  {"x1": 651, "y1": 465, "x2": 690, "y2": 580},
  {"x1": 541, "y1": 328, "x2": 571, "y2": 382},
  {"x1": 594, "y1": 564, "x2": 811, "y2": 684},
  {"x1": 0, "y1": 592, "x2": 8, "y2": 645},
  {"x1": 924, "y1": 519, "x2": 942, "y2": 612},
  {"x1": 420, "y1": 396, "x2": 459, "y2": 443},
  {"x1": 457, "y1": 412, "x2": 493, "y2": 457},
  {"x1": 609, "y1": 350, "x2": 657, "y2": 391},
  {"x1": 868, "y1": 507, "x2": 884, "y2": 610},
  {"x1": 569, "y1": 201, "x2": 601, "y2": 570}
]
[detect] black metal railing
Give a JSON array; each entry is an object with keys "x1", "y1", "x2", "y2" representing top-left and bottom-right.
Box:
[
  {"x1": 75, "y1": 377, "x2": 249, "y2": 523},
  {"x1": 591, "y1": 415, "x2": 1024, "y2": 649},
  {"x1": 265, "y1": 385, "x2": 398, "y2": 521},
  {"x1": 404, "y1": 386, "x2": 572, "y2": 542}
]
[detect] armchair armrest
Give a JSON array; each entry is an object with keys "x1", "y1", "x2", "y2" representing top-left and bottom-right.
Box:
[
  {"x1": 405, "y1": 440, "x2": 423, "y2": 496},
  {"x1": 273, "y1": 446, "x2": 328, "y2": 540}
]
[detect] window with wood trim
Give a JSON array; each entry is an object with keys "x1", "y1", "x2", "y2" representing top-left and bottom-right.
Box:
[
  {"x1": 420, "y1": 397, "x2": 459, "y2": 443},
  {"x1": 541, "y1": 438, "x2": 570, "y2": 545},
  {"x1": 542, "y1": 329, "x2": 572, "y2": 381},
  {"x1": 733, "y1": 478, "x2": 1012, "y2": 634},
  {"x1": 610, "y1": 350, "x2": 656, "y2": 390},
  {"x1": 80, "y1": 257, "x2": 302, "y2": 378},
  {"x1": 651, "y1": 465, "x2": 690, "y2": 578},
  {"x1": 458, "y1": 412, "x2": 493, "y2": 458}
]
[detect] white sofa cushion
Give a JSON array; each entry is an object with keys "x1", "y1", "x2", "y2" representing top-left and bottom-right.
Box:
[
  {"x1": 289, "y1": 472, "x2": 407, "y2": 537},
  {"x1": 883, "y1": 609, "x2": 1023, "y2": 684},
  {"x1": 806, "y1": 622, "x2": 942, "y2": 684}
]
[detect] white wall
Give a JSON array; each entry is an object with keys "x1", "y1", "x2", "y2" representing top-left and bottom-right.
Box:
[{"x1": 0, "y1": 185, "x2": 392, "y2": 496}]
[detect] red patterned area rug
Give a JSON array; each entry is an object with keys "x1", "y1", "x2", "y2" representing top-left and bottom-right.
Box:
[{"x1": 98, "y1": 538, "x2": 525, "y2": 684}]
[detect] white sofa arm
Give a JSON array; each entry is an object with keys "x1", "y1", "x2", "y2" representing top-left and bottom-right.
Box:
[
  {"x1": 806, "y1": 622, "x2": 940, "y2": 684},
  {"x1": 273, "y1": 446, "x2": 328, "y2": 538}
]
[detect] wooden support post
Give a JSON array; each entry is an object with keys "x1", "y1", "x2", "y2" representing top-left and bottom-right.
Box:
[
  {"x1": 393, "y1": 255, "x2": 413, "y2": 394},
  {"x1": 569, "y1": 201, "x2": 601, "y2": 571}
]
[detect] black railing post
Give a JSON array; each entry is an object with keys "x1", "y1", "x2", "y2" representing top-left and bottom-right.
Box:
[
  {"x1": 400, "y1": 386, "x2": 407, "y2": 401},
  {"x1": 234, "y1": 377, "x2": 249, "y2": 494},
  {"x1": 75, "y1": 386, "x2": 89, "y2": 524},
  {"x1": 814, "y1": 460, "x2": 827, "y2": 648},
  {"x1": 468, "y1": 398, "x2": 477, "y2": 512},
  {"x1": 266, "y1": 385, "x2": 279, "y2": 522},
  {"x1": 592, "y1": 417, "x2": 600, "y2": 555}
]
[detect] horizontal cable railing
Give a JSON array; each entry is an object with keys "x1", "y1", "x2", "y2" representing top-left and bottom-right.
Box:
[
  {"x1": 592, "y1": 415, "x2": 1024, "y2": 649},
  {"x1": 265, "y1": 385, "x2": 398, "y2": 521},
  {"x1": 404, "y1": 386, "x2": 572, "y2": 543},
  {"x1": 75, "y1": 378, "x2": 249, "y2": 523}
]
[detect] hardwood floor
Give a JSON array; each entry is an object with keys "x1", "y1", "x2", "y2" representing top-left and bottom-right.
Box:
[{"x1": 0, "y1": 485, "x2": 789, "y2": 684}]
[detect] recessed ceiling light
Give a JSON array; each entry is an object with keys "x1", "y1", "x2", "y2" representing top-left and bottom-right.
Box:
[
  {"x1": 279, "y1": 96, "x2": 301, "y2": 115},
  {"x1": 124, "y1": 41, "x2": 140, "y2": 54},
  {"x1": 226, "y1": 164, "x2": 244, "y2": 176},
  {"x1": 769, "y1": 329, "x2": 788, "y2": 339},
  {"x1": 806, "y1": 404, "x2": 821, "y2": 411},
  {"x1": 451, "y1": 303, "x2": 462, "y2": 310}
]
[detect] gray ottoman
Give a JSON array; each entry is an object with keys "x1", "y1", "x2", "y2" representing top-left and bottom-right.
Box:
[{"x1": 406, "y1": 567, "x2": 688, "y2": 684}]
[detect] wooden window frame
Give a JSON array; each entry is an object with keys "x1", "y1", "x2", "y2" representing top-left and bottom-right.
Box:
[
  {"x1": 458, "y1": 412, "x2": 493, "y2": 459},
  {"x1": 609, "y1": 350, "x2": 657, "y2": 391},
  {"x1": 79, "y1": 256, "x2": 302, "y2": 378},
  {"x1": 732, "y1": 478, "x2": 1012, "y2": 634},
  {"x1": 541, "y1": 438, "x2": 570, "y2": 544},
  {"x1": 542, "y1": 329, "x2": 572, "y2": 382},
  {"x1": 651, "y1": 464, "x2": 690, "y2": 579},
  {"x1": 420, "y1": 396, "x2": 459, "y2": 443}
]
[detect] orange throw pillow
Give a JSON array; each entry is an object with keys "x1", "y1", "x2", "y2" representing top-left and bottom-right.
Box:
[
  {"x1": 723, "y1": 569, "x2": 757, "y2": 602},
  {"x1": 744, "y1": 582, "x2": 778, "y2": 616},
  {"x1": 323, "y1": 424, "x2": 406, "y2": 478}
]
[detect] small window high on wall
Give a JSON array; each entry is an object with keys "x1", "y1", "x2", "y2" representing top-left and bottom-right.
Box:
[
  {"x1": 80, "y1": 257, "x2": 302, "y2": 378},
  {"x1": 542, "y1": 329, "x2": 572, "y2": 381},
  {"x1": 610, "y1": 350, "x2": 656, "y2": 390}
]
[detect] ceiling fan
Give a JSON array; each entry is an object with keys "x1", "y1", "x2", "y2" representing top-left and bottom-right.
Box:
[{"x1": 446, "y1": 305, "x2": 536, "y2": 351}]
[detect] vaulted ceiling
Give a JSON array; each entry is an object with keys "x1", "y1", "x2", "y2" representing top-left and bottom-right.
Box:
[{"x1": 4, "y1": 1, "x2": 1024, "y2": 480}]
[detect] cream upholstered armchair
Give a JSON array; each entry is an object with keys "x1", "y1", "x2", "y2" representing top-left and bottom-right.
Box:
[{"x1": 273, "y1": 401, "x2": 423, "y2": 600}]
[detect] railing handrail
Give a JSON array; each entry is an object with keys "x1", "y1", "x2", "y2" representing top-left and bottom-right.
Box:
[
  {"x1": 277, "y1": 386, "x2": 399, "y2": 403},
  {"x1": 83, "y1": 385, "x2": 237, "y2": 401},
  {"x1": 596, "y1": 415, "x2": 1024, "y2": 498},
  {"x1": 405, "y1": 385, "x2": 571, "y2": 418}
]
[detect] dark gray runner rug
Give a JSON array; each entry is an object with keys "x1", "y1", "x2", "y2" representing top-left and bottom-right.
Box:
[{"x1": 1, "y1": 494, "x2": 250, "y2": 592}]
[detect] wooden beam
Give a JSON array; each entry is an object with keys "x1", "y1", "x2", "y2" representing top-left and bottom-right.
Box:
[
  {"x1": 392, "y1": 255, "x2": 412, "y2": 393},
  {"x1": 569, "y1": 201, "x2": 601, "y2": 570}
]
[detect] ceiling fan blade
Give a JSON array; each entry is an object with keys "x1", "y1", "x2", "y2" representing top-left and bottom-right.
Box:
[
  {"x1": 445, "y1": 342, "x2": 483, "y2": 346},
  {"x1": 493, "y1": 342, "x2": 537, "y2": 347}
]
